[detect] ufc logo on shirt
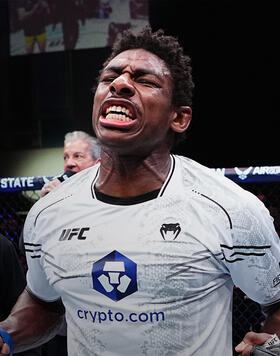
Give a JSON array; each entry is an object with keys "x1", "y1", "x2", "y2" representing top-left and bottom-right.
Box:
[{"x1": 59, "y1": 227, "x2": 90, "y2": 241}]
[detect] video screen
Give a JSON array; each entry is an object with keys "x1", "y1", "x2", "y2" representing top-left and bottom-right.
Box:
[{"x1": 9, "y1": 0, "x2": 149, "y2": 55}]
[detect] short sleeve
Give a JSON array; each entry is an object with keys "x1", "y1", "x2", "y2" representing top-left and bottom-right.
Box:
[
  {"x1": 23, "y1": 211, "x2": 60, "y2": 302},
  {"x1": 222, "y1": 195, "x2": 280, "y2": 305}
]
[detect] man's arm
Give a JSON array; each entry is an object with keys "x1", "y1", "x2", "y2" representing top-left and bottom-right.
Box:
[
  {"x1": 0, "y1": 288, "x2": 64, "y2": 354},
  {"x1": 235, "y1": 304, "x2": 280, "y2": 355},
  {"x1": 0, "y1": 235, "x2": 26, "y2": 321}
]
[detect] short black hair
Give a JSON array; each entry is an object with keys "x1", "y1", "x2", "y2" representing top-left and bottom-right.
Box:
[{"x1": 103, "y1": 25, "x2": 194, "y2": 108}]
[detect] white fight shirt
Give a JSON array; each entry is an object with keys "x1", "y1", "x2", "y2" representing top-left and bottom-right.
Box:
[{"x1": 24, "y1": 155, "x2": 280, "y2": 356}]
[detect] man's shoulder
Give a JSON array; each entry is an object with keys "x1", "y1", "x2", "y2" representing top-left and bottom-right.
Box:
[
  {"x1": 27, "y1": 165, "x2": 99, "y2": 222},
  {"x1": 175, "y1": 155, "x2": 259, "y2": 208}
]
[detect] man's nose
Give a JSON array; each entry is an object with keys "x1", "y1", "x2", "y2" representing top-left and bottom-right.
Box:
[
  {"x1": 109, "y1": 74, "x2": 135, "y2": 97},
  {"x1": 65, "y1": 158, "x2": 76, "y2": 169}
]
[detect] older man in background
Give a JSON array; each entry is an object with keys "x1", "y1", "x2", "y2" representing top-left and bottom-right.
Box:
[{"x1": 41, "y1": 130, "x2": 101, "y2": 196}]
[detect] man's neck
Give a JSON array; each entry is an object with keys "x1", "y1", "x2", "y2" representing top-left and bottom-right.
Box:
[{"x1": 95, "y1": 150, "x2": 171, "y2": 198}]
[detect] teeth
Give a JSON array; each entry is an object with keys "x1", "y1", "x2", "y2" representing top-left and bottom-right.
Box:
[
  {"x1": 105, "y1": 105, "x2": 132, "y2": 117},
  {"x1": 106, "y1": 113, "x2": 131, "y2": 122}
]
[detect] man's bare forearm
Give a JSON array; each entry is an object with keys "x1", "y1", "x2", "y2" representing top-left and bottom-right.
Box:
[{"x1": 0, "y1": 288, "x2": 64, "y2": 352}]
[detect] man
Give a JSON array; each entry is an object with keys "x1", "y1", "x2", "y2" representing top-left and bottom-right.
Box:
[
  {"x1": 49, "y1": 0, "x2": 81, "y2": 50},
  {"x1": 41, "y1": 130, "x2": 101, "y2": 196},
  {"x1": 0, "y1": 234, "x2": 41, "y2": 356},
  {"x1": 17, "y1": 0, "x2": 50, "y2": 54},
  {"x1": 0, "y1": 26, "x2": 280, "y2": 356}
]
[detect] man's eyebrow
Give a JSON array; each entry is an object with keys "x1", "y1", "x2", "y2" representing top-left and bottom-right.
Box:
[{"x1": 134, "y1": 68, "x2": 157, "y2": 76}]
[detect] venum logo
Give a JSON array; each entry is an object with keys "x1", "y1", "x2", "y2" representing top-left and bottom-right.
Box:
[
  {"x1": 160, "y1": 223, "x2": 181, "y2": 241},
  {"x1": 59, "y1": 227, "x2": 90, "y2": 241},
  {"x1": 92, "y1": 250, "x2": 137, "y2": 301}
]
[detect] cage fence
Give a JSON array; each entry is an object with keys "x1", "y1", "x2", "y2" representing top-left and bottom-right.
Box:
[{"x1": 1, "y1": 166, "x2": 280, "y2": 354}]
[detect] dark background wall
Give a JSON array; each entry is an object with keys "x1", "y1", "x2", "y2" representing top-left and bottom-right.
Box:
[{"x1": 0, "y1": 0, "x2": 278, "y2": 168}]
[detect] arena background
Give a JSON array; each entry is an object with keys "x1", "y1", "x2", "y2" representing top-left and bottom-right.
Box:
[
  {"x1": 0, "y1": 0, "x2": 278, "y2": 175},
  {"x1": 0, "y1": 0, "x2": 278, "y2": 354}
]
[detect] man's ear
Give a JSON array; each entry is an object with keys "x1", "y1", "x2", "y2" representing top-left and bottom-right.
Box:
[{"x1": 170, "y1": 106, "x2": 192, "y2": 133}]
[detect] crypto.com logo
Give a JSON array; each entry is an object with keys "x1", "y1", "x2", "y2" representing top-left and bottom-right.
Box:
[{"x1": 92, "y1": 251, "x2": 137, "y2": 301}]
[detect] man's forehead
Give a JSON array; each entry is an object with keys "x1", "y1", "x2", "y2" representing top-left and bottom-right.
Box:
[
  {"x1": 104, "y1": 48, "x2": 170, "y2": 75},
  {"x1": 64, "y1": 140, "x2": 89, "y2": 152}
]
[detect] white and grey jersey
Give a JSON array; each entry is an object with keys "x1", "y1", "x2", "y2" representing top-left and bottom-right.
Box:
[{"x1": 24, "y1": 155, "x2": 280, "y2": 356}]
